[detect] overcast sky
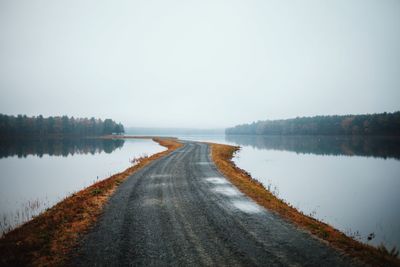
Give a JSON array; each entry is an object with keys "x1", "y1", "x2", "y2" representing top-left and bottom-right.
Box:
[{"x1": 0, "y1": 0, "x2": 399, "y2": 128}]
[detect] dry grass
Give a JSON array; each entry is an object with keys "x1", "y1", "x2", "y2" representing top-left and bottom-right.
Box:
[
  {"x1": 209, "y1": 142, "x2": 400, "y2": 267},
  {"x1": 101, "y1": 135, "x2": 178, "y2": 140},
  {"x1": 0, "y1": 138, "x2": 182, "y2": 267}
]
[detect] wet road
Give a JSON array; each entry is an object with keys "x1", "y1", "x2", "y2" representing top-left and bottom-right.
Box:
[{"x1": 72, "y1": 141, "x2": 358, "y2": 266}]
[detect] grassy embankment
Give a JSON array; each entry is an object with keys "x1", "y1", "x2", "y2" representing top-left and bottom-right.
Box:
[
  {"x1": 0, "y1": 138, "x2": 182, "y2": 267},
  {"x1": 209, "y1": 142, "x2": 400, "y2": 267}
]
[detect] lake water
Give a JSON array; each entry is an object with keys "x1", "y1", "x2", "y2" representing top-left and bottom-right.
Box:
[
  {"x1": 1, "y1": 135, "x2": 399, "y2": 250},
  {"x1": 0, "y1": 138, "x2": 165, "y2": 235},
  {"x1": 176, "y1": 134, "x2": 400, "y2": 250}
]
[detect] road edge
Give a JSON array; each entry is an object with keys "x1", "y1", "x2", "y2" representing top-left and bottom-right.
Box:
[
  {"x1": 0, "y1": 138, "x2": 182, "y2": 267},
  {"x1": 208, "y1": 142, "x2": 400, "y2": 267}
]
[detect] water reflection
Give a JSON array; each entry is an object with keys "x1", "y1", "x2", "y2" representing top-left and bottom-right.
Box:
[
  {"x1": 223, "y1": 135, "x2": 400, "y2": 249},
  {"x1": 0, "y1": 138, "x2": 125, "y2": 158},
  {"x1": 0, "y1": 138, "x2": 164, "y2": 235},
  {"x1": 226, "y1": 135, "x2": 400, "y2": 160}
]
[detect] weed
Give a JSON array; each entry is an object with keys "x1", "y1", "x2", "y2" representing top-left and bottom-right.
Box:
[
  {"x1": 91, "y1": 188, "x2": 103, "y2": 196},
  {"x1": 378, "y1": 244, "x2": 399, "y2": 258},
  {"x1": 0, "y1": 198, "x2": 49, "y2": 237},
  {"x1": 321, "y1": 229, "x2": 330, "y2": 238},
  {"x1": 130, "y1": 155, "x2": 150, "y2": 167},
  {"x1": 344, "y1": 229, "x2": 362, "y2": 241},
  {"x1": 367, "y1": 232, "x2": 376, "y2": 241}
]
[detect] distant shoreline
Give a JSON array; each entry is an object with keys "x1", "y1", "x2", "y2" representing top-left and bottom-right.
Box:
[{"x1": 226, "y1": 111, "x2": 400, "y2": 136}]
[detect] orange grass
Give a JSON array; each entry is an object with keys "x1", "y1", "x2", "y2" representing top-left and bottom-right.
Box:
[
  {"x1": 209, "y1": 142, "x2": 400, "y2": 267},
  {"x1": 0, "y1": 138, "x2": 182, "y2": 267}
]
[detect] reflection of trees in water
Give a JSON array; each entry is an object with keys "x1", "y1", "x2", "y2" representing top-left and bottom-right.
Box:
[
  {"x1": 225, "y1": 135, "x2": 400, "y2": 160},
  {"x1": 0, "y1": 138, "x2": 125, "y2": 158}
]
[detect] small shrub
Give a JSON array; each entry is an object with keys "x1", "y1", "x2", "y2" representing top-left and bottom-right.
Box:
[
  {"x1": 378, "y1": 244, "x2": 399, "y2": 258},
  {"x1": 91, "y1": 188, "x2": 103, "y2": 196}
]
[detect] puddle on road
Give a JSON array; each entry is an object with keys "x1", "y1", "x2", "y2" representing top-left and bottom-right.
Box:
[
  {"x1": 232, "y1": 200, "x2": 263, "y2": 214},
  {"x1": 205, "y1": 177, "x2": 228, "y2": 185},
  {"x1": 147, "y1": 182, "x2": 170, "y2": 188},
  {"x1": 150, "y1": 174, "x2": 171, "y2": 178},
  {"x1": 142, "y1": 198, "x2": 163, "y2": 207},
  {"x1": 213, "y1": 186, "x2": 240, "y2": 196}
]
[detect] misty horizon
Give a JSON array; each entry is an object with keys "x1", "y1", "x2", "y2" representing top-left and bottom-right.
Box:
[
  {"x1": 2, "y1": 111, "x2": 399, "y2": 131},
  {"x1": 1, "y1": 1, "x2": 400, "y2": 262},
  {"x1": 1, "y1": 0, "x2": 399, "y2": 128}
]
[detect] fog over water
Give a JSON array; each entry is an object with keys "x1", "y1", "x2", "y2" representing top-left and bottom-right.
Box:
[{"x1": 1, "y1": 0, "x2": 400, "y2": 127}]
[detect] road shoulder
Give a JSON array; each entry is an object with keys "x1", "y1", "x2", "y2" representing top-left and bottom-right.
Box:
[
  {"x1": 0, "y1": 138, "x2": 182, "y2": 267},
  {"x1": 209, "y1": 142, "x2": 400, "y2": 267}
]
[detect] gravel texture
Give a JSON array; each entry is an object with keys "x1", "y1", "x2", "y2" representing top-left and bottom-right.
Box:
[{"x1": 72, "y1": 141, "x2": 359, "y2": 267}]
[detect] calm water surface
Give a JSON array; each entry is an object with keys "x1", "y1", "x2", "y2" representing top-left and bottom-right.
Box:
[
  {"x1": 0, "y1": 138, "x2": 165, "y2": 234},
  {"x1": 178, "y1": 134, "x2": 400, "y2": 249},
  {"x1": 1, "y1": 135, "x2": 399, "y2": 250}
]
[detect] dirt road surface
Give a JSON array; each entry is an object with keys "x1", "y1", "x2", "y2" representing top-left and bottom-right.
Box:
[{"x1": 72, "y1": 141, "x2": 358, "y2": 267}]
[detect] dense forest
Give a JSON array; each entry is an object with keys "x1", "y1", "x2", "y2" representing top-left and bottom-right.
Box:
[
  {"x1": 0, "y1": 114, "x2": 124, "y2": 138},
  {"x1": 226, "y1": 112, "x2": 400, "y2": 136}
]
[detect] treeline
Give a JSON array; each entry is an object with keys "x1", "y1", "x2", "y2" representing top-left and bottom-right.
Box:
[
  {"x1": 226, "y1": 112, "x2": 400, "y2": 136},
  {"x1": 0, "y1": 114, "x2": 124, "y2": 138}
]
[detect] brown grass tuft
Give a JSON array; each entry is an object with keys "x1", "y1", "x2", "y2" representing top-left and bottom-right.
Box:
[
  {"x1": 209, "y1": 142, "x2": 400, "y2": 267},
  {"x1": 0, "y1": 138, "x2": 182, "y2": 267}
]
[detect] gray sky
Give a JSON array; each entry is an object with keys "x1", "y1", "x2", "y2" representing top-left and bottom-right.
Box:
[{"x1": 1, "y1": 0, "x2": 399, "y2": 128}]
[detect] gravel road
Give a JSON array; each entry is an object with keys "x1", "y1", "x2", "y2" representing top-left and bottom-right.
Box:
[{"x1": 72, "y1": 141, "x2": 359, "y2": 267}]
